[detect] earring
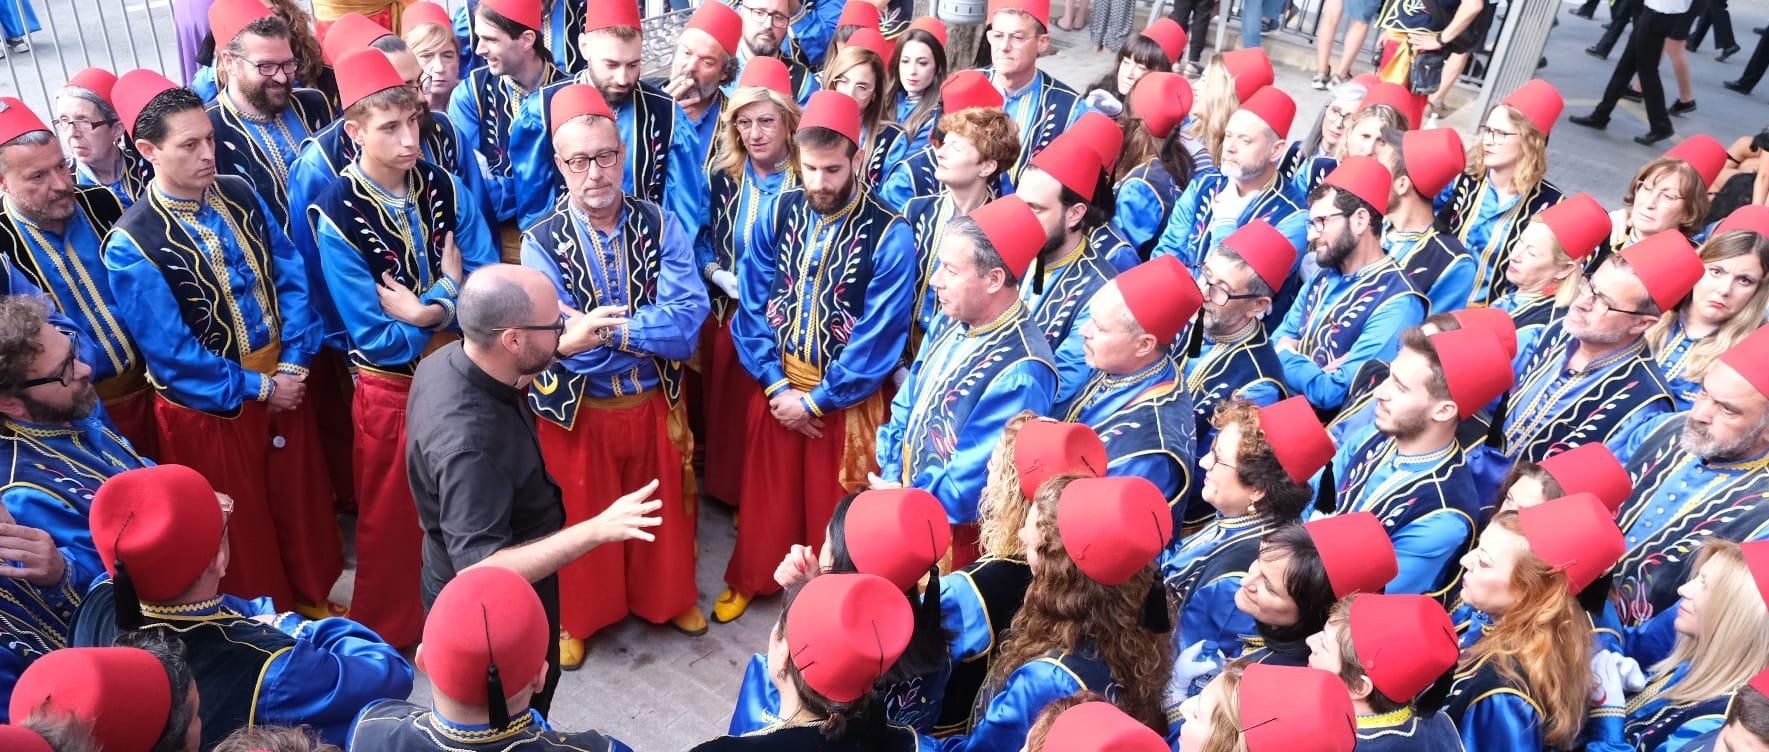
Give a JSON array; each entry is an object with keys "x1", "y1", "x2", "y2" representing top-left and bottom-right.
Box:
[{"x1": 1247, "y1": 500, "x2": 1258, "y2": 515}]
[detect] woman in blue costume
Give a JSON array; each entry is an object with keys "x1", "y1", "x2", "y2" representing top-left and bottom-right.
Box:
[
  {"x1": 1587, "y1": 539, "x2": 1769, "y2": 751},
  {"x1": 1219, "y1": 513, "x2": 1397, "y2": 674},
  {"x1": 1306, "y1": 594, "x2": 1465, "y2": 751},
  {"x1": 1445, "y1": 494, "x2": 1623, "y2": 752},
  {"x1": 1490, "y1": 195, "x2": 1608, "y2": 373},
  {"x1": 821, "y1": 45, "x2": 907, "y2": 188},
  {"x1": 1643, "y1": 229, "x2": 1769, "y2": 410},
  {"x1": 1161, "y1": 398, "x2": 1315, "y2": 676},
  {"x1": 883, "y1": 19, "x2": 946, "y2": 157},
  {"x1": 1279, "y1": 79, "x2": 1364, "y2": 200},
  {"x1": 1110, "y1": 71, "x2": 1197, "y2": 258},
  {"x1": 1601, "y1": 155, "x2": 1709, "y2": 265},
  {"x1": 1078, "y1": 23, "x2": 1175, "y2": 124},
  {"x1": 728, "y1": 490, "x2": 954, "y2": 736},
  {"x1": 938, "y1": 475, "x2": 1174, "y2": 752}
]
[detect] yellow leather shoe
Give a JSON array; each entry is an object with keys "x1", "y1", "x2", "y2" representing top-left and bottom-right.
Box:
[
  {"x1": 559, "y1": 631, "x2": 586, "y2": 671},
  {"x1": 293, "y1": 601, "x2": 346, "y2": 620},
  {"x1": 671, "y1": 606, "x2": 709, "y2": 636},
  {"x1": 711, "y1": 588, "x2": 752, "y2": 624}
]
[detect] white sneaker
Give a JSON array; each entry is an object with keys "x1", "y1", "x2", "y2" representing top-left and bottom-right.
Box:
[{"x1": 8, "y1": 39, "x2": 29, "y2": 53}]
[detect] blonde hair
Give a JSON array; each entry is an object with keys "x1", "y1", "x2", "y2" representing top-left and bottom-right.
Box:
[
  {"x1": 1644, "y1": 230, "x2": 1769, "y2": 383},
  {"x1": 404, "y1": 22, "x2": 455, "y2": 56},
  {"x1": 1187, "y1": 55, "x2": 1238, "y2": 165},
  {"x1": 821, "y1": 45, "x2": 890, "y2": 156},
  {"x1": 1467, "y1": 105, "x2": 1549, "y2": 197},
  {"x1": 711, "y1": 86, "x2": 802, "y2": 182},
  {"x1": 977, "y1": 410, "x2": 1039, "y2": 560},
  {"x1": 1195, "y1": 661, "x2": 1252, "y2": 752},
  {"x1": 1653, "y1": 540, "x2": 1769, "y2": 704}
]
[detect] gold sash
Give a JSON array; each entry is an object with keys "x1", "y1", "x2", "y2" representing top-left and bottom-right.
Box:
[
  {"x1": 781, "y1": 353, "x2": 884, "y2": 491},
  {"x1": 239, "y1": 342, "x2": 283, "y2": 375}
]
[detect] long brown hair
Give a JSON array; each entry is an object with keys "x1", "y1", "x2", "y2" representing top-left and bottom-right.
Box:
[
  {"x1": 821, "y1": 46, "x2": 890, "y2": 156},
  {"x1": 711, "y1": 86, "x2": 802, "y2": 182},
  {"x1": 1644, "y1": 229, "x2": 1769, "y2": 384},
  {"x1": 1186, "y1": 55, "x2": 1238, "y2": 165},
  {"x1": 1460, "y1": 512, "x2": 1592, "y2": 748},
  {"x1": 265, "y1": 0, "x2": 326, "y2": 88},
  {"x1": 976, "y1": 410, "x2": 1040, "y2": 561},
  {"x1": 1467, "y1": 104, "x2": 1548, "y2": 197},
  {"x1": 985, "y1": 475, "x2": 1173, "y2": 733},
  {"x1": 1624, "y1": 158, "x2": 1713, "y2": 237}
]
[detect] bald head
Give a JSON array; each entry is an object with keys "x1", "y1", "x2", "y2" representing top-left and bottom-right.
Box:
[{"x1": 458, "y1": 264, "x2": 554, "y2": 345}]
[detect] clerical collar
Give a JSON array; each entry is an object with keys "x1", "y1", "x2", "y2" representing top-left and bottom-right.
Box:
[{"x1": 1356, "y1": 706, "x2": 1415, "y2": 729}]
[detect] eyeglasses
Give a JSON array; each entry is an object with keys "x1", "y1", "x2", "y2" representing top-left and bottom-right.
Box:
[
  {"x1": 242, "y1": 58, "x2": 299, "y2": 78},
  {"x1": 492, "y1": 315, "x2": 567, "y2": 334},
  {"x1": 1575, "y1": 274, "x2": 1656, "y2": 317},
  {"x1": 1202, "y1": 445, "x2": 1238, "y2": 471},
  {"x1": 733, "y1": 115, "x2": 781, "y2": 133},
  {"x1": 1324, "y1": 106, "x2": 1356, "y2": 127},
  {"x1": 17, "y1": 328, "x2": 79, "y2": 390},
  {"x1": 1477, "y1": 125, "x2": 1519, "y2": 143},
  {"x1": 558, "y1": 149, "x2": 621, "y2": 174},
  {"x1": 741, "y1": 4, "x2": 791, "y2": 27},
  {"x1": 53, "y1": 118, "x2": 118, "y2": 134},
  {"x1": 986, "y1": 30, "x2": 1037, "y2": 47},
  {"x1": 1201, "y1": 272, "x2": 1265, "y2": 306},
  {"x1": 1306, "y1": 210, "x2": 1351, "y2": 233}
]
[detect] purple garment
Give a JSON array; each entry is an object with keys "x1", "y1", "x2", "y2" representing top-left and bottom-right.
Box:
[{"x1": 173, "y1": 0, "x2": 214, "y2": 84}]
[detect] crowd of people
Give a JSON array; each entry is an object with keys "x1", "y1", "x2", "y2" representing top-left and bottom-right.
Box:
[{"x1": 0, "y1": 0, "x2": 1767, "y2": 749}]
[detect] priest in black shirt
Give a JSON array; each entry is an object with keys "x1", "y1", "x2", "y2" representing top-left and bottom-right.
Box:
[{"x1": 405, "y1": 262, "x2": 663, "y2": 713}]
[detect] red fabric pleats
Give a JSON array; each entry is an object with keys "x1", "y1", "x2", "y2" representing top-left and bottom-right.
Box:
[
  {"x1": 345, "y1": 372, "x2": 426, "y2": 648},
  {"x1": 700, "y1": 317, "x2": 754, "y2": 506},
  {"x1": 103, "y1": 388, "x2": 158, "y2": 460}
]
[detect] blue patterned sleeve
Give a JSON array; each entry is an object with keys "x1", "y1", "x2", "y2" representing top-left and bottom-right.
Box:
[
  {"x1": 256, "y1": 617, "x2": 415, "y2": 747},
  {"x1": 509, "y1": 93, "x2": 559, "y2": 229},
  {"x1": 450, "y1": 172, "x2": 500, "y2": 283},
  {"x1": 1178, "y1": 576, "x2": 1255, "y2": 654},
  {"x1": 1277, "y1": 295, "x2": 1424, "y2": 410},
  {"x1": 518, "y1": 234, "x2": 635, "y2": 377},
  {"x1": 258, "y1": 194, "x2": 320, "y2": 370},
  {"x1": 1605, "y1": 398, "x2": 1673, "y2": 461},
  {"x1": 1586, "y1": 708, "x2": 1725, "y2": 752},
  {"x1": 936, "y1": 659, "x2": 1083, "y2": 752},
  {"x1": 2, "y1": 486, "x2": 103, "y2": 587},
  {"x1": 875, "y1": 354, "x2": 918, "y2": 482},
  {"x1": 450, "y1": 82, "x2": 515, "y2": 223},
  {"x1": 804, "y1": 220, "x2": 913, "y2": 414},
  {"x1": 450, "y1": 3, "x2": 482, "y2": 75},
  {"x1": 312, "y1": 213, "x2": 438, "y2": 366},
  {"x1": 619, "y1": 216, "x2": 710, "y2": 361},
  {"x1": 730, "y1": 202, "x2": 789, "y2": 393},
  {"x1": 912, "y1": 361, "x2": 1057, "y2": 523},
  {"x1": 728, "y1": 652, "x2": 783, "y2": 735},
  {"x1": 1429, "y1": 254, "x2": 1477, "y2": 315},
  {"x1": 1152, "y1": 179, "x2": 1204, "y2": 269},
  {"x1": 1052, "y1": 320, "x2": 1095, "y2": 405},
  {"x1": 103, "y1": 230, "x2": 268, "y2": 412},
  {"x1": 441, "y1": 113, "x2": 493, "y2": 219},
  {"x1": 665, "y1": 104, "x2": 711, "y2": 241},
  {"x1": 1454, "y1": 691, "x2": 1544, "y2": 752},
  {"x1": 1108, "y1": 453, "x2": 1183, "y2": 506},
  {"x1": 877, "y1": 149, "x2": 928, "y2": 213},
  {"x1": 1386, "y1": 512, "x2": 1474, "y2": 595},
  {"x1": 1112, "y1": 176, "x2": 1166, "y2": 253}
]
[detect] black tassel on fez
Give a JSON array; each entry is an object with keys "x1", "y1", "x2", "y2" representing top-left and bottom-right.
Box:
[
  {"x1": 483, "y1": 606, "x2": 510, "y2": 731},
  {"x1": 1185, "y1": 310, "x2": 1205, "y2": 358},
  {"x1": 111, "y1": 514, "x2": 143, "y2": 631}
]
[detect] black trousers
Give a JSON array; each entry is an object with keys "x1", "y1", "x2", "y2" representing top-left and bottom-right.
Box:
[
  {"x1": 1593, "y1": 0, "x2": 1639, "y2": 54},
  {"x1": 1596, "y1": 7, "x2": 1677, "y2": 133},
  {"x1": 1739, "y1": 28, "x2": 1769, "y2": 90},
  {"x1": 531, "y1": 575, "x2": 563, "y2": 716},
  {"x1": 1168, "y1": 0, "x2": 1217, "y2": 62},
  {"x1": 1688, "y1": 0, "x2": 1734, "y2": 49}
]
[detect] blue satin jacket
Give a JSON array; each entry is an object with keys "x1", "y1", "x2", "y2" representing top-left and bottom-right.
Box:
[
  {"x1": 448, "y1": 63, "x2": 566, "y2": 224},
  {"x1": 1355, "y1": 708, "x2": 1465, "y2": 752},
  {"x1": 1023, "y1": 236, "x2": 1118, "y2": 402},
  {"x1": 1059, "y1": 359, "x2": 1196, "y2": 507},
  {"x1": 1444, "y1": 654, "x2": 1547, "y2": 752},
  {"x1": 1383, "y1": 225, "x2": 1475, "y2": 315},
  {"x1": 351, "y1": 702, "x2": 634, "y2": 752},
  {"x1": 936, "y1": 648, "x2": 1118, "y2": 752},
  {"x1": 1501, "y1": 326, "x2": 1674, "y2": 463},
  {"x1": 1271, "y1": 255, "x2": 1427, "y2": 411},
  {"x1": 1, "y1": 416, "x2": 151, "y2": 585}
]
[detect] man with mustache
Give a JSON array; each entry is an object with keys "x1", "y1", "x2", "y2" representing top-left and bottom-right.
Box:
[
  {"x1": 520, "y1": 84, "x2": 710, "y2": 659},
  {"x1": 655, "y1": 1, "x2": 743, "y2": 166},
  {"x1": 0, "y1": 98, "x2": 154, "y2": 452},
  {"x1": 1271, "y1": 157, "x2": 1426, "y2": 412},
  {"x1": 726, "y1": 0, "x2": 820, "y2": 104},
  {"x1": 718, "y1": 91, "x2": 913, "y2": 624},
  {"x1": 511, "y1": 0, "x2": 709, "y2": 236},
  {"x1": 204, "y1": 0, "x2": 333, "y2": 234},
  {"x1": 103, "y1": 74, "x2": 341, "y2": 618}
]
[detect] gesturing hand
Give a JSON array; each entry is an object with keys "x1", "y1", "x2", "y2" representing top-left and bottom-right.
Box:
[
  {"x1": 588, "y1": 478, "x2": 665, "y2": 543},
  {"x1": 0, "y1": 507, "x2": 66, "y2": 588},
  {"x1": 773, "y1": 544, "x2": 821, "y2": 590},
  {"x1": 558, "y1": 302, "x2": 630, "y2": 357}
]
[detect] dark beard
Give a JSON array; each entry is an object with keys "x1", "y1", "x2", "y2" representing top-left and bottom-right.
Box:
[
  {"x1": 807, "y1": 181, "x2": 855, "y2": 214},
  {"x1": 600, "y1": 83, "x2": 634, "y2": 110},
  {"x1": 1038, "y1": 228, "x2": 1067, "y2": 259},
  {"x1": 515, "y1": 342, "x2": 554, "y2": 376},
  {"x1": 244, "y1": 81, "x2": 290, "y2": 114},
  {"x1": 22, "y1": 385, "x2": 97, "y2": 425},
  {"x1": 1314, "y1": 230, "x2": 1357, "y2": 271}
]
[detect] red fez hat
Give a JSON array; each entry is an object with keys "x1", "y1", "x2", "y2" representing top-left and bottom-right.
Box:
[
  {"x1": 685, "y1": 1, "x2": 744, "y2": 55},
  {"x1": 738, "y1": 56, "x2": 793, "y2": 97},
  {"x1": 1501, "y1": 79, "x2": 1563, "y2": 135},
  {"x1": 987, "y1": 0, "x2": 1051, "y2": 28},
  {"x1": 1349, "y1": 72, "x2": 1381, "y2": 90},
  {"x1": 1447, "y1": 306, "x2": 1519, "y2": 361},
  {"x1": 788, "y1": 573, "x2": 914, "y2": 702},
  {"x1": 0, "y1": 727, "x2": 51, "y2": 752},
  {"x1": 1070, "y1": 111, "x2": 1125, "y2": 173},
  {"x1": 9, "y1": 648, "x2": 173, "y2": 752},
  {"x1": 1240, "y1": 86, "x2": 1297, "y2": 140},
  {"x1": 1030, "y1": 132, "x2": 1105, "y2": 200},
  {"x1": 1238, "y1": 664, "x2": 1357, "y2": 752},
  {"x1": 586, "y1": 0, "x2": 642, "y2": 31},
  {"x1": 847, "y1": 27, "x2": 893, "y2": 60},
  {"x1": 1717, "y1": 204, "x2": 1769, "y2": 237},
  {"x1": 65, "y1": 67, "x2": 119, "y2": 105},
  {"x1": 91, "y1": 465, "x2": 224, "y2": 601},
  {"x1": 1140, "y1": 18, "x2": 1188, "y2": 62},
  {"x1": 1014, "y1": 418, "x2": 1107, "y2": 499},
  {"x1": 550, "y1": 84, "x2": 614, "y2": 134},
  {"x1": 114, "y1": 70, "x2": 180, "y2": 138},
  {"x1": 1347, "y1": 594, "x2": 1459, "y2": 702},
  {"x1": 1057, "y1": 476, "x2": 1172, "y2": 586},
  {"x1": 801, "y1": 90, "x2": 863, "y2": 146},
  {"x1": 1618, "y1": 230, "x2": 1702, "y2": 313},
  {"x1": 481, "y1": 0, "x2": 542, "y2": 32},
  {"x1": 1303, "y1": 512, "x2": 1399, "y2": 598},
  {"x1": 401, "y1": 1, "x2": 453, "y2": 32},
  {"x1": 1221, "y1": 48, "x2": 1274, "y2": 102},
  {"x1": 209, "y1": 0, "x2": 273, "y2": 50},
  {"x1": 1043, "y1": 701, "x2": 1168, "y2": 752},
  {"x1": 1117, "y1": 256, "x2": 1203, "y2": 343},
  {"x1": 845, "y1": 489, "x2": 953, "y2": 591},
  {"x1": 1221, "y1": 219, "x2": 1296, "y2": 291},
  {"x1": 1744, "y1": 541, "x2": 1769, "y2": 606},
  {"x1": 1718, "y1": 324, "x2": 1769, "y2": 399},
  {"x1": 1359, "y1": 81, "x2": 1423, "y2": 127},
  {"x1": 0, "y1": 98, "x2": 47, "y2": 146},
  {"x1": 322, "y1": 12, "x2": 392, "y2": 64},
  {"x1": 1537, "y1": 443, "x2": 1632, "y2": 514},
  {"x1": 1323, "y1": 156, "x2": 1393, "y2": 214},
  {"x1": 941, "y1": 70, "x2": 1004, "y2": 113},
  {"x1": 1518, "y1": 493, "x2": 1625, "y2": 593},
  {"x1": 337, "y1": 48, "x2": 408, "y2": 111},
  {"x1": 1399, "y1": 128, "x2": 1466, "y2": 197},
  {"x1": 1534, "y1": 193, "x2": 1611, "y2": 262},
  {"x1": 970, "y1": 196, "x2": 1043, "y2": 278},
  {"x1": 838, "y1": 0, "x2": 881, "y2": 29},
  {"x1": 421, "y1": 566, "x2": 550, "y2": 704},
  {"x1": 1258, "y1": 396, "x2": 1334, "y2": 484},
  {"x1": 1663, "y1": 134, "x2": 1727, "y2": 187},
  {"x1": 1426, "y1": 328, "x2": 1514, "y2": 419},
  {"x1": 1753, "y1": 664, "x2": 1769, "y2": 701},
  {"x1": 1130, "y1": 71, "x2": 1193, "y2": 140},
  {"x1": 906, "y1": 15, "x2": 948, "y2": 47}
]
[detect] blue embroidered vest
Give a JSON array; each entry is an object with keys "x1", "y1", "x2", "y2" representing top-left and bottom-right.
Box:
[
  {"x1": 865, "y1": 123, "x2": 907, "y2": 187},
  {"x1": 707, "y1": 166, "x2": 794, "y2": 321},
  {"x1": 1069, "y1": 378, "x2": 1197, "y2": 507},
  {"x1": 524, "y1": 198, "x2": 679, "y2": 428},
  {"x1": 309, "y1": 163, "x2": 461, "y2": 374},
  {"x1": 1026, "y1": 240, "x2": 1117, "y2": 350},
  {"x1": 935, "y1": 557, "x2": 1032, "y2": 737},
  {"x1": 1503, "y1": 326, "x2": 1673, "y2": 462},
  {"x1": 1119, "y1": 158, "x2": 1178, "y2": 256},
  {"x1": 1336, "y1": 435, "x2": 1482, "y2": 599},
  {"x1": 1162, "y1": 516, "x2": 1270, "y2": 615},
  {"x1": 350, "y1": 702, "x2": 624, "y2": 752},
  {"x1": 1355, "y1": 709, "x2": 1464, "y2": 752},
  {"x1": 1438, "y1": 172, "x2": 1564, "y2": 307},
  {"x1": 1184, "y1": 324, "x2": 1287, "y2": 435},
  {"x1": 1292, "y1": 257, "x2": 1426, "y2": 366},
  {"x1": 1618, "y1": 669, "x2": 1731, "y2": 751},
  {"x1": 759, "y1": 188, "x2": 903, "y2": 374},
  {"x1": 308, "y1": 113, "x2": 462, "y2": 179},
  {"x1": 1387, "y1": 227, "x2": 1469, "y2": 312},
  {"x1": 466, "y1": 64, "x2": 564, "y2": 182},
  {"x1": 1278, "y1": 147, "x2": 1335, "y2": 197},
  {"x1": 207, "y1": 89, "x2": 334, "y2": 230},
  {"x1": 1443, "y1": 654, "x2": 1545, "y2": 749}
]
